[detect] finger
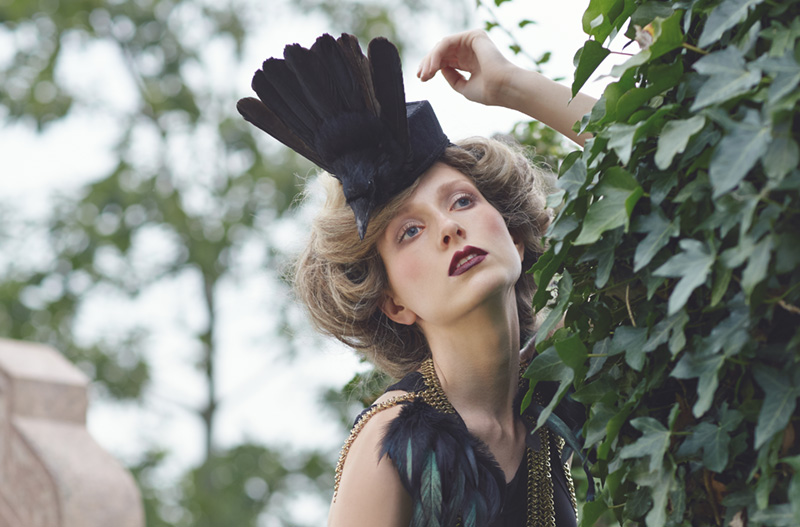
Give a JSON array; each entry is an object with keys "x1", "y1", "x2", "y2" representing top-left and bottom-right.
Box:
[{"x1": 440, "y1": 67, "x2": 467, "y2": 93}]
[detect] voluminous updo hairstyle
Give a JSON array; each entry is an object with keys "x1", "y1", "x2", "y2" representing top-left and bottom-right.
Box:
[{"x1": 293, "y1": 137, "x2": 553, "y2": 379}]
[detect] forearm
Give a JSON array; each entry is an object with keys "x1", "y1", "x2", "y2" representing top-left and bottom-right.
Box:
[{"x1": 491, "y1": 68, "x2": 596, "y2": 147}]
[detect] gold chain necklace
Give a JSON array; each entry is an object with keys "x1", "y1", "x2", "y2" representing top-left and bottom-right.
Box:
[
  {"x1": 419, "y1": 358, "x2": 561, "y2": 527},
  {"x1": 333, "y1": 359, "x2": 578, "y2": 526}
]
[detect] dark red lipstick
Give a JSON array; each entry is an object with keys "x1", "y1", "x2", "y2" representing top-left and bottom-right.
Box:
[{"x1": 449, "y1": 246, "x2": 488, "y2": 276}]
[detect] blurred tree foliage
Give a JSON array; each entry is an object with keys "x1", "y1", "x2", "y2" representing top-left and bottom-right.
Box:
[{"x1": 0, "y1": 0, "x2": 468, "y2": 525}]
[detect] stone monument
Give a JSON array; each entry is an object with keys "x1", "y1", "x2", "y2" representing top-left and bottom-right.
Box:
[{"x1": 0, "y1": 338, "x2": 144, "y2": 527}]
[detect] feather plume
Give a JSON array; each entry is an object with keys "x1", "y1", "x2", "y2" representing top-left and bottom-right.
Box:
[
  {"x1": 381, "y1": 400, "x2": 505, "y2": 527},
  {"x1": 238, "y1": 33, "x2": 449, "y2": 239}
]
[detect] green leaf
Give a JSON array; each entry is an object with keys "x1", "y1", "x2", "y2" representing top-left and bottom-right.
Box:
[
  {"x1": 611, "y1": 11, "x2": 684, "y2": 77},
  {"x1": 580, "y1": 499, "x2": 608, "y2": 527},
  {"x1": 711, "y1": 263, "x2": 733, "y2": 307},
  {"x1": 555, "y1": 333, "x2": 589, "y2": 381},
  {"x1": 741, "y1": 235, "x2": 773, "y2": 300},
  {"x1": 605, "y1": 122, "x2": 639, "y2": 165},
  {"x1": 585, "y1": 401, "x2": 616, "y2": 448},
  {"x1": 643, "y1": 309, "x2": 689, "y2": 355},
  {"x1": 671, "y1": 349, "x2": 725, "y2": 417},
  {"x1": 631, "y1": 461, "x2": 676, "y2": 527},
  {"x1": 536, "y1": 271, "x2": 574, "y2": 345},
  {"x1": 556, "y1": 151, "x2": 588, "y2": 202},
  {"x1": 760, "y1": 52, "x2": 800, "y2": 103},
  {"x1": 578, "y1": 227, "x2": 621, "y2": 288},
  {"x1": 611, "y1": 325, "x2": 649, "y2": 371},
  {"x1": 709, "y1": 110, "x2": 771, "y2": 197},
  {"x1": 653, "y1": 239, "x2": 715, "y2": 315},
  {"x1": 573, "y1": 40, "x2": 611, "y2": 97},
  {"x1": 749, "y1": 505, "x2": 794, "y2": 527},
  {"x1": 655, "y1": 116, "x2": 706, "y2": 170},
  {"x1": 522, "y1": 345, "x2": 575, "y2": 430},
  {"x1": 690, "y1": 47, "x2": 762, "y2": 110},
  {"x1": 582, "y1": 0, "x2": 636, "y2": 43},
  {"x1": 619, "y1": 417, "x2": 671, "y2": 472},
  {"x1": 763, "y1": 120, "x2": 800, "y2": 181},
  {"x1": 633, "y1": 207, "x2": 680, "y2": 271},
  {"x1": 753, "y1": 365, "x2": 800, "y2": 449},
  {"x1": 574, "y1": 167, "x2": 643, "y2": 245},
  {"x1": 698, "y1": 0, "x2": 767, "y2": 48},
  {"x1": 677, "y1": 418, "x2": 736, "y2": 471}
]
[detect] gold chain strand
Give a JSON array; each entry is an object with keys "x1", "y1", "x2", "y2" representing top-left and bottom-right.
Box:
[
  {"x1": 419, "y1": 358, "x2": 456, "y2": 413},
  {"x1": 332, "y1": 392, "x2": 417, "y2": 501},
  {"x1": 556, "y1": 436, "x2": 579, "y2": 519}
]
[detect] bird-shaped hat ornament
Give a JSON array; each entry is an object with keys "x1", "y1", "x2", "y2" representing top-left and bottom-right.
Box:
[{"x1": 237, "y1": 33, "x2": 450, "y2": 239}]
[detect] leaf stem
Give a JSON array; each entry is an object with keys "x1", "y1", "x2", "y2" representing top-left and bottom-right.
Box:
[{"x1": 681, "y1": 43, "x2": 708, "y2": 55}]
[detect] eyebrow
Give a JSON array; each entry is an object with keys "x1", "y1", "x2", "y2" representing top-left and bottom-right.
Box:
[{"x1": 390, "y1": 176, "x2": 476, "y2": 225}]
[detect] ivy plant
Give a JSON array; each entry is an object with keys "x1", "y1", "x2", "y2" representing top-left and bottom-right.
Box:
[{"x1": 522, "y1": 0, "x2": 800, "y2": 526}]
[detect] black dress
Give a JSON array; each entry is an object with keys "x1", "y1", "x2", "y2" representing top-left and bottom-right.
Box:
[{"x1": 339, "y1": 362, "x2": 579, "y2": 527}]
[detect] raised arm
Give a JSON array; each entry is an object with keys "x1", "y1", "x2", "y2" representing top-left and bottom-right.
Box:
[{"x1": 417, "y1": 30, "x2": 596, "y2": 147}]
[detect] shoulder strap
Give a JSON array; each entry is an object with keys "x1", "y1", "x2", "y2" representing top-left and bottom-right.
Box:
[{"x1": 333, "y1": 392, "x2": 417, "y2": 501}]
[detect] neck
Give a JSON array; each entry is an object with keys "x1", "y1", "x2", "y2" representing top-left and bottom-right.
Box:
[{"x1": 420, "y1": 291, "x2": 521, "y2": 434}]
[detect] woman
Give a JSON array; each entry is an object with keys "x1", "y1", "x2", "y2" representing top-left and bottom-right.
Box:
[{"x1": 238, "y1": 30, "x2": 594, "y2": 527}]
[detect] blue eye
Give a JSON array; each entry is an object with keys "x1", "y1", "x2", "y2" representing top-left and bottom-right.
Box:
[
  {"x1": 400, "y1": 225, "x2": 421, "y2": 242},
  {"x1": 453, "y1": 193, "x2": 474, "y2": 209}
]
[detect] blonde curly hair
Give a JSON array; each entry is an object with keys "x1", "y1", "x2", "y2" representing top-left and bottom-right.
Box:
[{"x1": 293, "y1": 137, "x2": 553, "y2": 378}]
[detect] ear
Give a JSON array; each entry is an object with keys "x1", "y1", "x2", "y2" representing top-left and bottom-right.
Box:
[{"x1": 380, "y1": 293, "x2": 418, "y2": 326}]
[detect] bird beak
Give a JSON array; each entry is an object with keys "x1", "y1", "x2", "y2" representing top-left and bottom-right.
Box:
[{"x1": 348, "y1": 196, "x2": 372, "y2": 240}]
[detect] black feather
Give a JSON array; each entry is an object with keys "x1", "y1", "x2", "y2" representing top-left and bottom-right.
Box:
[
  {"x1": 238, "y1": 33, "x2": 449, "y2": 239},
  {"x1": 368, "y1": 37, "x2": 409, "y2": 151},
  {"x1": 381, "y1": 400, "x2": 505, "y2": 527}
]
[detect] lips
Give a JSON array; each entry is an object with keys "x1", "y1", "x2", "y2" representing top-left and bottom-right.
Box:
[{"x1": 449, "y1": 246, "x2": 488, "y2": 276}]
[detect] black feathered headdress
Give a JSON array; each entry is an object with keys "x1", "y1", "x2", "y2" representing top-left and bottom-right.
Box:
[{"x1": 237, "y1": 33, "x2": 450, "y2": 239}]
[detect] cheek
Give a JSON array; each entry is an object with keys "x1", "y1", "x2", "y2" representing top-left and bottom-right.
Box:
[{"x1": 387, "y1": 250, "x2": 428, "y2": 292}]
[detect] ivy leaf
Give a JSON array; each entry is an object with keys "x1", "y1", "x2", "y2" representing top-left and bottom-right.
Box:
[
  {"x1": 536, "y1": 270, "x2": 573, "y2": 345},
  {"x1": 749, "y1": 505, "x2": 794, "y2": 527},
  {"x1": 610, "y1": 11, "x2": 683, "y2": 78},
  {"x1": 631, "y1": 460, "x2": 676, "y2": 527},
  {"x1": 653, "y1": 239, "x2": 715, "y2": 315},
  {"x1": 633, "y1": 207, "x2": 680, "y2": 272},
  {"x1": 611, "y1": 325, "x2": 649, "y2": 371},
  {"x1": 582, "y1": 0, "x2": 636, "y2": 43},
  {"x1": 574, "y1": 167, "x2": 644, "y2": 245},
  {"x1": 753, "y1": 365, "x2": 800, "y2": 449},
  {"x1": 578, "y1": 228, "x2": 621, "y2": 288},
  {"x1": 605, "y1": 122, "x2": 639, "y2": 165},
  {"x1": 522, "y1": 345, "x2": 574, "y2": 430},
  {"x1": 709, "y1": 109, "x2": 771, "y2": 197},
  {"x1": 671, "y1": 348, "x2": 725, "y2": 417},
  {"x1": 690, "y1": 47, "x2": 762, "y2": 110},
  {"x1": 698, "y1": 0, "x2": 767, "y2": 48},
  {"x1": 619, "y1": 417, "x2": 671, "y2": 472},
  {"x1": 643, "y1": 309, "x2": 689, "y2": 355},
  {"x1": 759, "y1": 52, "x2": 800, "y2": 103},
  {"x1": 677, "y1": 408, "x2": 742, "y2": 471},
  {"x1": 573, "y1": 40, "x2": 611, "y2": 97},
  {"x1": 655, "y1": 116, "x2": 706, "y2": 170},
  {"x1": 763, "y1": 119, "x2": 800, "y2": 181},
  {"x1": 556, "y1": 151, "x2": 588, "y2": 202},
  {"x1": 555, "y1": 333, "x2": 589, "y2": 382},
  {"x1": 741, "y1": 234, "x2": 773, "y2": 300}
]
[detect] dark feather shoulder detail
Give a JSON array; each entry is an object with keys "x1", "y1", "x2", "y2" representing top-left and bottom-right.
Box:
[{"x1": 380, "y1": 400, "x2": 506, "y2": 527}]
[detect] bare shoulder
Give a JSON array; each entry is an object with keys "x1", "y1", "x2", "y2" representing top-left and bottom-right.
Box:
[{"x1": 328, "y1": 390, "x2": 412, "y2": 527}]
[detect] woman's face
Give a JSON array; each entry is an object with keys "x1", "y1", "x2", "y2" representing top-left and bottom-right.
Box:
[{"x1": 376, "y1": 162, "x2": 524, "y2": 328}]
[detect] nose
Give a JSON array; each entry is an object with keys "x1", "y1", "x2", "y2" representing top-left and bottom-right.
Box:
[{"x1": 440, "y1": 217, "x2": 464, "y2": 247}]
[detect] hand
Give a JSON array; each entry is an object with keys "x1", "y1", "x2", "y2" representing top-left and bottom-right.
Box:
[{"x1": 417, "y1": 30, "x2": 517, "y2": 107}]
